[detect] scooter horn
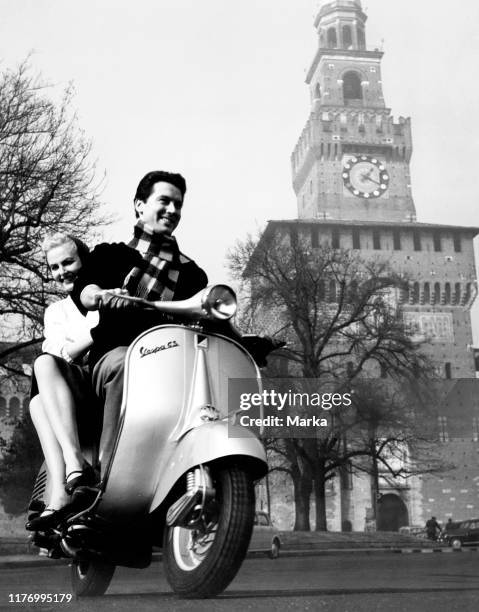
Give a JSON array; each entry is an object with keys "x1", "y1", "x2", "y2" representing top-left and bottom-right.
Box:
[{"x1": 151, "y1": 284, "x2": 237, "y2": 320}]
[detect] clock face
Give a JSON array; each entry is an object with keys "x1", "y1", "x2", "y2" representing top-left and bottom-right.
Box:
[{"x1": 342, "y1": 156, "x2": 389, "y2": 199}]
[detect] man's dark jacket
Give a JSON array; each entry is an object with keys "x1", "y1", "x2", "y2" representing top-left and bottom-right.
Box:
[{"x1": 72, "y1": 242, "x2": 208, "y2": 366}]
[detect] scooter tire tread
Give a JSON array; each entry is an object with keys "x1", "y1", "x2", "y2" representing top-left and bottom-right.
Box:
[
  {"x1": 70, "y1": 559, "x2": 116, "y2": 597},
  {"x1": 163, "y1": 463, "x2": 255, "y2": 598}
]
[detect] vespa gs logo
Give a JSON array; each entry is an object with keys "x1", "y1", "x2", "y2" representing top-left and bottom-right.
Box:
[{"x1": 139, "y1": 340, "x2": 179, "y2": 358}]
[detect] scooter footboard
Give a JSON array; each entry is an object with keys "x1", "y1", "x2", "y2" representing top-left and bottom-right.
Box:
[{"x1": 149, "y1": 422, "x2": 267, "y2": 513}]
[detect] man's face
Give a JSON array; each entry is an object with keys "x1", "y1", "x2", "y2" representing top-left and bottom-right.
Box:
[
  {"x1": 46, "y1": 241, "x2": 83, "y2": 293},
  {"x1": 135, "y1": 181, "x2": 183, "y2": 235}
]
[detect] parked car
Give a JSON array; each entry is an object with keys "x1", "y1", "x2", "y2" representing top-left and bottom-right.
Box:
[
  {"x1": 438, "y1": 518, "x2": 479, "y2": 548},
  {"x1": 249, "y1": 511, "x2": 281, "y2": 558}
]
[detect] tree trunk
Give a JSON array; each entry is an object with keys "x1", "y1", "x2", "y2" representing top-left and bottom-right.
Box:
[
  {"x1": 292, "y1": 469, "x2": 312, "y2": 531},
  {"x1": 314, "y1": 464, "x2": 328, "y2": 531}
]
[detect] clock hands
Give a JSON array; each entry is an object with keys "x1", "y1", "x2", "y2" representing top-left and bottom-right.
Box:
[{"x1": 360, "y1": 169, "x2": 381, "y2": 186}]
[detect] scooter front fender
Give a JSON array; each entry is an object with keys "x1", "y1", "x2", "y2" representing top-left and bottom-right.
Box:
[{"x1": 149, "y1": 421, "x2": 267, "y2": 513}]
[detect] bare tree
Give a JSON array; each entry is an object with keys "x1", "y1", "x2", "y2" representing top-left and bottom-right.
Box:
[
  {"x1": 0, "y1": 60, "x2": 108, "y2": 373},
  {"x1": 229, "y1": 227, "x2": 436, "y2": 530}
]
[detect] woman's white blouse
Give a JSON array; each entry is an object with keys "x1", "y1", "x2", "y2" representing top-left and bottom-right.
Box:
[{"x1": 42, "y1": 296, "x2": 99, "y2": 359}]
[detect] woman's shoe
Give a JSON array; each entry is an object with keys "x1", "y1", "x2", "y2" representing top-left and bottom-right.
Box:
[
  {"x1": 25, "y1": 508, "x2": 63, "y2": 532},
  {"x1": 65, "y1": 464, "x2": 96, "y2": 495},
  {"x1": 28, "y1": 499, "x2": 46, "y2": 514}
]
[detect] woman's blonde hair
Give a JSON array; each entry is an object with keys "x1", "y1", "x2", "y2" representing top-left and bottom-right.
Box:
[{"x1": 41, "y1": 233, "x2": 90, "y2": 263}]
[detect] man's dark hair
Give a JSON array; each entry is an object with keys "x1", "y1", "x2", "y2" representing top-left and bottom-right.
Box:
[{"x1": 134, "y1": 171, "x2": 187, "y2": 218}]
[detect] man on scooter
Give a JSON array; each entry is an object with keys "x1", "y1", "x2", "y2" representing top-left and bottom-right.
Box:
[{"x1": 72, "y1": 170, "x2": 208, "y2": 474}]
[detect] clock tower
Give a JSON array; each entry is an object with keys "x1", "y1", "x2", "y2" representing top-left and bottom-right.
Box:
[{"x1": 292, "y1": 0, "x2": 416, "y2": 222}]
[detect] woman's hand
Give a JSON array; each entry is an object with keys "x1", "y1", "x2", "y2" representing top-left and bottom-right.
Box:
[{"x1": 80, "y1": 285, "x2": 129, "y2": 310}]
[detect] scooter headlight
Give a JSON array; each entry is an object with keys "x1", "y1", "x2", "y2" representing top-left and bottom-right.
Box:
[{"x1": 202, "y1": 285, "x2": 237, "y2": 320}]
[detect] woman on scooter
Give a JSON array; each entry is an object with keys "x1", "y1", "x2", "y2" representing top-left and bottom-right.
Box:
[{"x1": 26, "y1": 233, "x2": 100, "y2": 531}]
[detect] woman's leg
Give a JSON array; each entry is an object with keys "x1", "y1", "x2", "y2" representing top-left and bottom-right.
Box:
[
  {"x1": 33, "y1": 354, "x2": 85, "y2": 482},
  {"x1": 29, "y1": 395, "x2": 70, "y2": 510}
]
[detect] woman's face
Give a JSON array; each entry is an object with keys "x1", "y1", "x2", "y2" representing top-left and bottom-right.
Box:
[{"x1": 46, "y1": 241, "x2": 83, "y2": 293}]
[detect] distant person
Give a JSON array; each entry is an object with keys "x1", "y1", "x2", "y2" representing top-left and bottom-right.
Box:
[
  {"x1": 425, "y1": 516, "x2": 441, "y2": 540},
  {"x1": 445, "y1": 518, "x2": 454, "y2": 532}
]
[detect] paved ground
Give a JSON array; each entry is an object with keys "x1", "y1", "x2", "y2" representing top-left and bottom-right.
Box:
[{"x1": 0, "y1": 551, "x2": 478, "y2": 611}]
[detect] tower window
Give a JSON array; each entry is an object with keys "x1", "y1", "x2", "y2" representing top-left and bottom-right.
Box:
[
  {"x1": 433, "y1": 282, "x2": 441, "y2": 304},
  {"x1": 343, "y1": 71, "x2": 362, "y2": 103},
  {"x1": 352, "y1": 228, "x2": 361, "y2": 249},
  {"x1": 433, "y1": 231, "x2": 442, "y2": 252},
  {"x1": 327, "y1": 27, "x2": 337, "y2": 48},
  {"x1": 453, "y1": 233, "x2": 462, "y2": 253},
  {"x1": 413, "y1": 230, "x2": 421, "y2": 251},
  {"x1": 411, "y1": 282, "x2": 420, "y2": 303},
  {"x1": 372, "y1": 230, "x2": 381, "y2": 250},
  {"x1": 332, "y1": 228, "x2": 340, "y2": 249},
  {"x1": 328, "y1": 279, "x2": 337, "y2": 302},
  {"x1": 346, "y1": 361, "x2": 354, "y2": 377},
  {"x1": 445, "y1": 363, "x2": 452, "y2": 379},
  {"x1": 342, "y1": 25, "x2": 352, "y2": 49},
  {"x1": 314, "y1": 83, "x2": 321, "y2": 100},
  {"x1": 393, "y1": 230, "x2": 401, "y2": 250},
  {"x1": 444, "y1": 283, "x2": 451, "y2": 304}
]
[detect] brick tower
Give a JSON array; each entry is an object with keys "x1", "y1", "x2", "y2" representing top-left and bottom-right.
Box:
[
  {"x1": 259, "y1": 0, "x2": 479, "y2": 531},
  {"x1": 292, "y1": 0, "x2": 415, "y2": 223}
]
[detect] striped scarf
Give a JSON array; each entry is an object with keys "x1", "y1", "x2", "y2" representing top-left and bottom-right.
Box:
[{"x1": 123, "y1": 221, "x2": 191, "y2": 301}]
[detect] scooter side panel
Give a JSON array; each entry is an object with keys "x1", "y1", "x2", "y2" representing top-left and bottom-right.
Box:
[
  {"x1": 97, "y1": 326, "x2": 195, "y2": 520},
  {"x1": 97, "y1": 326, "x2": 262, "y2": 521}
]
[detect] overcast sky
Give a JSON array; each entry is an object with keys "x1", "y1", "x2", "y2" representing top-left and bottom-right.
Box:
[{"x1": 1, "y1": 0, "x2": 479, "y2": 335}]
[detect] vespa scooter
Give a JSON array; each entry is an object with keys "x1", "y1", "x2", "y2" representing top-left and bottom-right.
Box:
[{"x1": 28, "y1": 285, "x2": 268, "y2": 598}]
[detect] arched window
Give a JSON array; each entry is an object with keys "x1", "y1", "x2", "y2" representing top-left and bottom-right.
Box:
[
  {"x1": 0, "y1": 396, "x2": 6, "y2": 417},
  {"x1": 348, "y1": 280, "x2": 359, "y2": 302},
  {"x1": 327, "y1": 27, "x2": 337, "y2": 48},
  {"x1": 465, "y1": 283, "x2": 472, "y2": 304},
  {"x1": 342, "y1": 25, "x2": 352, "y2": 48},
  {"x1": 343, "y1": 71, "x2": 362, "y2": 103},
  {"x1": 444, "y1": 283, "x2": 451, "y2": 304},
  {"x1": 328, "y1": 279, "x2": 336, "y2": 302},
  {"x1": 433, "y1": 283, "x2": 441, "y2": 304},
  {"x1": 9, "y1": 396, "x2": 20, "y2": 420},
  {"x1": 411, "y1": 282, "x2": 420, "y2": 304},
  {"x1": 314, "y1": 83, "x2": 321, "y2": 100},
  {"x1": 423, "y1": 282, "x2": 430, "y2": 304}
]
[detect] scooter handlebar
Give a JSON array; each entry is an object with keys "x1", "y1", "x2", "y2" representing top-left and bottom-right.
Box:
[{"x1": 102, "y1": 284, "x2": 237, "y2": 321}]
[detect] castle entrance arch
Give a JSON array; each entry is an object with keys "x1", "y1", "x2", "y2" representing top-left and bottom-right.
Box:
[{"x1": 377, "y1": 494, "x2": 408, "y2": 531}]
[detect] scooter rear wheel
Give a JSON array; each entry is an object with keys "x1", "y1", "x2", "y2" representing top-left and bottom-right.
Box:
[
  {"x1": 163, "y1": 463, "x2": 255, "y2": 598},
  {"x1": 70, "y1": 557, "x2": 116, "y2": 597}
]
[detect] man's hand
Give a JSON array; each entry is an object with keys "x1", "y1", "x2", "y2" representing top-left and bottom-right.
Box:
[{"x1": 80, "y1": 285, "x2": 129, "y2": 311}]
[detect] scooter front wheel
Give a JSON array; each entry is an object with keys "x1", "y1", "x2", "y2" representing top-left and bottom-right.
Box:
[
  {"x1": 163, "y1": 463, "x2": 255, "y2": 598},
  {"x1": 70, "y1": 557, "x2": 116, "y2": 597}
]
